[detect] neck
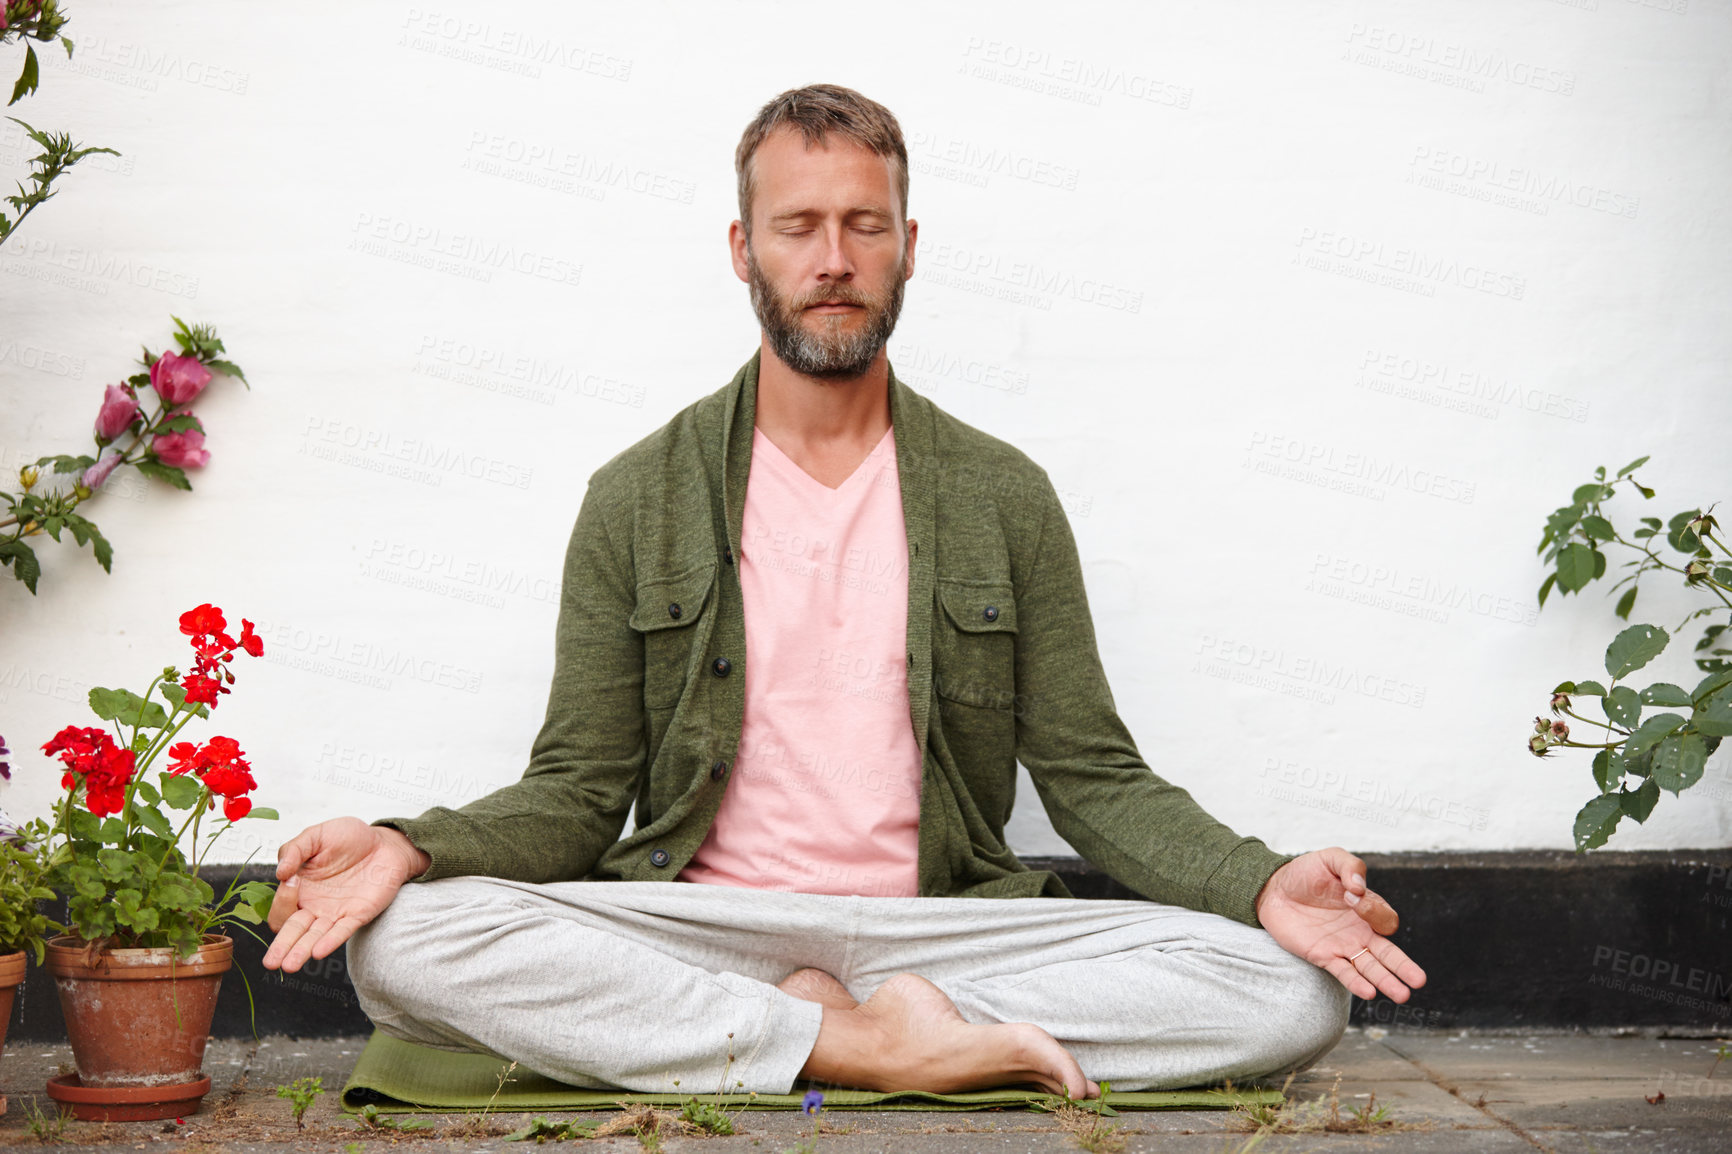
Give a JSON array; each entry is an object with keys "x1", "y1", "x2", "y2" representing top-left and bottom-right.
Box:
[{"x1": 754, "y1": 338, "x2": 892, "y2": 449}]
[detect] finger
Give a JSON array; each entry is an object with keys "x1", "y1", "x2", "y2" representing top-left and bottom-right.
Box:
[
  {"x1": 265, "y1": 874, "x2": 300, "y2": 934},
  {"x1": 263, "y1": 906, "x2": 317, "y2": 972},
  {"x1": 310, "y1": 914, "x2": 369, "y2": 961},
  {"x1": 1316, "y1": 846, "x2": 1368, "y2": 897},
  {"x1": 1322, "y1": 956, "x2": 1377, "y2": 1000},
  {"x1": 282, "y1": 914, "x2": 338, "y2": 974},
  {"x1": 1348, "y1": 948, "x2": 1412, "y2": 1003},
  {"x1": 1351, "y1": 888, "x2": 1399, "y2": 936},
  {"x1": 1368, "y1": 938, "x2": 1428, "y2": 991},
  {"x1": 276, "y1": 826, "x2": 320, "y2": 881}
]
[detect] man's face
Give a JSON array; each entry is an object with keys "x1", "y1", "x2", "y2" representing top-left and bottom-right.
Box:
[{"x1": 732, "y1": 127, "x2": 917, "y2": 380}]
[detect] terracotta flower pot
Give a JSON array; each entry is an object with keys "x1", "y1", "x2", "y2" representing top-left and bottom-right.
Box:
[
  {"x1": 0, "y1": 949, "x2": 26, "y2": 1116},
  {"x1": 44, "y1": 934, "x2": 232, "y2": 1120}
]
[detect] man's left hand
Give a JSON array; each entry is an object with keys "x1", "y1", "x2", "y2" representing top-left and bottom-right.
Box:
[{"x1": 1255, "y1": 847, "x2": 1427, "y2": 1002}]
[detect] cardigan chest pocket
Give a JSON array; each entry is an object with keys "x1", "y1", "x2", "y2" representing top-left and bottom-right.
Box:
[
  {"x1": 933, "y1": 579, "x2": 1019, "y2": 711},
  {"x1": 630, "y1": 562, "x2": 717, "y2": 709}
]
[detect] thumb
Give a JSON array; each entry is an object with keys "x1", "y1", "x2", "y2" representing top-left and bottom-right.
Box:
[{"x1": 275, "y1": 826, "x2": 320, "y2": 882}]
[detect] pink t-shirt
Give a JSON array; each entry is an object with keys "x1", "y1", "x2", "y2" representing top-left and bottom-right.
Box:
[{"x1": 676, "y1": 424, "x2": 922, "y2": 897}]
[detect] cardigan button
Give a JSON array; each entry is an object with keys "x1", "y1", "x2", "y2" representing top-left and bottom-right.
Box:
[
  {"x1": 710, "y1": 759, "x2": 728, "y2": 781},
  {"x1": 650, "y1": 848, "x2": 671, "y2": 867},
  {"x1": 668, "y1": 602, "x2": 682, "y2": 620},
  {"x1": 712, "y1": 656, "x2": 732, "y2": 677},
  {"x1": 983, "y1": 605, "x2": 999, "y2": 622}
]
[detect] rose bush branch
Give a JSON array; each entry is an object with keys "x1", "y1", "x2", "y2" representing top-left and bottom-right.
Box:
[
  {"x1": 0, "y1": 317, "x2": 248, "y2": 595},
  {"x1": 1529, "y1": 456, "x2": 1731, "y2": 851},
  {"x1": 1, "y1": 3, "x2": 114, "y2": 247},
  {"x1": 38, "y1": 603, "x2": 277, "y2": 959}
]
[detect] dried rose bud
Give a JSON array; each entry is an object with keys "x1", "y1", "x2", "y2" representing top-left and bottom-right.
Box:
[
  {"x1": 1534, "y1": 716, "x2": 1552, "y2": 735},
  {"x1": 1551, "y1": 692, "x2": 1571, "y2": 714},
  {"x1": 1686, "y1": 512, "x2": 1718, "y2": 540},
  {"x1": 1529, "y1": 734, "x2": 1552, "y2": 756},
  {"x1": 1686, "y1": 560, "x2": 1710, "y2": 581},
  {"x1": 1551, "y1": 720, "x2": 1570, "y2": 741}
]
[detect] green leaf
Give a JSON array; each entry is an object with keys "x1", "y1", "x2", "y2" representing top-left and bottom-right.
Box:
[
  {"x1": 1667, "y1": 510, "x2": 1702, "y2": 554},
  {"x1": 1693, "y1": 669, "x2": 1732, "y2": 704},
  {"x1": 9, "y1": 44, "x2": 39, "y2": 106},
  {"x1": 134, "y1": 459, "x2": 192, "y2": 491},
  {"x1": 88, "y1": 687, "x2": 170, "y2": 729},
  {"x1": 133, "y1": 780, "x2": 161, "y2": 806},
  {"x1": 1603, "y1": 686, "x2": 1641, "y2": 729},
  {"x1": 1625, "y1": 712, "x2": 1686, "y2": 757},
  {"x1": 1573, "y1": 680, "x2": 1608, "y2": 697},
  {"x1": 0, "y1": 540, "x2": 41, "y2": 594},
  {"x1": 206, "y1": 358, "x2": 248, "y2": 384},
  {"x1": 1573, "y1": 794, "x2": 1623, "y2": 851},
  {"x1": 1592, "y1": 749, "x2": 1624, "y2": 792},
  {"x1": 1693, "y1": 702, "x2": 1732, "y2": 738},
  {"x1": 159, "y1": 681, "x2": 210, "y2": 719},
  {"x1": 1538, "y1": 572, "x2": 1557, "y2": 609},
  {"x1": 1614, "y1": 586, "x2": 1637, "y2": 621},
  {"x1": 1652, "y1": 733, "x2": 1707, "y2": 794},
  {"x1": 1714, "y1": 567, "x2": 1732, "y2": 586},
  {"x1": 1620, "y1": 778, "x2": 1660, "y2": 823},
  {"x1": 136, "y1": 805, "x2": 173, "y2": 840},
  {"x1": 156, "y1": 413, "x2": 204, "y2": 434},
  {"x1": 1640, "y1": 683, "x2": 1693, "y2": 707},
  {"x1": 245, "y1": 807, "x2": 279, "y2": 821},
  {"x1": 159, "y1": 773, "x2": 202, "y2": 811},
  {"x1": 1635, "y1": 483, "x2": 1655, "y2": 498},
  {"x1": 1557, "y1": 544, "x2": 1598, "y2": 594},
  {"x1": 1572, "y1": 483, "x2": 1609, "y2": 505},
  {"x1": 1580, "y1": 515, "x2": 1616, "y2": 541},
  {"x1": 1605, "y1": 624, "x2": 1669, "y2": 679},
  {"x1": 1616, "y1": 456, "x2": 1650, "y2": 478}
]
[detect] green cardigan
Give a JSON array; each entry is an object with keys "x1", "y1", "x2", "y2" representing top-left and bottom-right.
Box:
[{"x1": 377, "y1": 350, "x2": 1294, "y2": 926}]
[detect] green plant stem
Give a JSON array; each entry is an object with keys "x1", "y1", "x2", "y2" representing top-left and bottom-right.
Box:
[
  {"x1": 0, "y1": 390, "x2": 168, "y2": 536},
  {"x1": 1560, "y1": 706, "x2": 1623, "y2": 734}
]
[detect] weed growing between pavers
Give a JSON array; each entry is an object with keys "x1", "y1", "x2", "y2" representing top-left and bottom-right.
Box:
[
  {"x1": 274, "y1": 1075, "x2": 323, "y2": 1130},
  {"x1": 1226, "y1": 1072, "x2": 1428, "y2": 1138}
]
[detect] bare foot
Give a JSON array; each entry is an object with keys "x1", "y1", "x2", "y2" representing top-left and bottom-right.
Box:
[
  {"x1": 777, "y1": 968, "x2": 861, "y2": 1011},
  {"x1": 799, "y1": 972, "x2": 1097, "y2": 1099}
]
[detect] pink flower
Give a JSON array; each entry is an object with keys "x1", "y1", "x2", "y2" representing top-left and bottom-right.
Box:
[
  {"x1": 94, "y1": 383, "x2": 140, "y2": 441},
  {"x1": 152, "y1": 430, "x2": 210, "y2": 469},
  {"x1": 80, "y1": 451, "x2": 123, "y2": 490},
  {"x1": 148, "y1": 352, "x2": 213, "y2": 406}
]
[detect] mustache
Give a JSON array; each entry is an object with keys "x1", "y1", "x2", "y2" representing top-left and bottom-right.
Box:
[{"x1": 793, "y1": 286, "x2": 874, "y2": 309}]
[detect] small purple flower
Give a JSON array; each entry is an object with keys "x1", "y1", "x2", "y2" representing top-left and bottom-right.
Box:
[
  {"x1": 802, "y1": 1090, "x2": 824, "y2": 1115},
  {"x1": 0, "y1": 733, "x2": 9, "y2": 781}
]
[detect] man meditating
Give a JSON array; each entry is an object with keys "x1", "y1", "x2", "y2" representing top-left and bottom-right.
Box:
[{"x1": 263, "y1": 83, "x2": 1425, "y2": 1099}]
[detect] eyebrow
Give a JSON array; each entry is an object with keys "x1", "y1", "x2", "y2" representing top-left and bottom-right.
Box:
[{"x1": 767, "y1": 206, "x2": 894, "y2": 224}]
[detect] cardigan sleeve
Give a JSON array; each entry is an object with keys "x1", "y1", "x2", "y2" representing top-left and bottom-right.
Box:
[
  {"x1": 1011, "y1": 472, "x2": 1296, "y2": 926},
  {"x1": 372, "y1": 468, "x2": 645, "y2": 882}
]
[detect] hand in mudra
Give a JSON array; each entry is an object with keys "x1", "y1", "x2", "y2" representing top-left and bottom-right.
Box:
[{"x1": 1255, "y1": 846, "x2": 1427, "y2": 1002}]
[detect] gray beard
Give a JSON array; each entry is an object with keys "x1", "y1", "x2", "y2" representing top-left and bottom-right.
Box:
[{"x1": 747, "y1": 247, "x2": 906, "y2": 380}]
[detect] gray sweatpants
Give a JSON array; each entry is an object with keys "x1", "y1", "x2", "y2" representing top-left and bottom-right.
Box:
[{"x1": 345, "y1": 877, "x2": 1349, "y2": 1095}]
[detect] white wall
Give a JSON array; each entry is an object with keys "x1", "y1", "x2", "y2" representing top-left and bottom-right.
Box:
[{"x1": 2, "y1": 0, "x2": 1728, "y2": 867}]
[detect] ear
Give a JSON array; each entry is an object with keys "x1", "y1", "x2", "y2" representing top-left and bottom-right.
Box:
[{"x1": 728, "y1": 219, "x2": 751, "y2": 284}]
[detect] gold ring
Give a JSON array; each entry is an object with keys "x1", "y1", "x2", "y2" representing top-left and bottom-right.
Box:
[{"x1": 1348, "y1": 947, "x2": 1371, "y2": 963}]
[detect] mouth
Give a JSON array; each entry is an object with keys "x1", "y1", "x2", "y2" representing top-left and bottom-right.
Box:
[{"x1": 806, "y1": 301, "x2": 861, "y2": 313}]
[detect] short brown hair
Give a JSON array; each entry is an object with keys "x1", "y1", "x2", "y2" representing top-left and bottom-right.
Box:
[{"x1": 735, "y1": 83, "x2": 909, "y2": 241}]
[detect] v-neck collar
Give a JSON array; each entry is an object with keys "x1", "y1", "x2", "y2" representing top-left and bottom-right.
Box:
[
  {"x1": 708, "y1": 349, "x2": 939, "y2": 773},
  {"x1": 751, "y1": 423, "x2": 894, "y2": 495}
]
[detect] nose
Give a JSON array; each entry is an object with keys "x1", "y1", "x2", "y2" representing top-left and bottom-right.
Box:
[{"x1": 816, "y1": 222, "x2": 854, "y2": 282}]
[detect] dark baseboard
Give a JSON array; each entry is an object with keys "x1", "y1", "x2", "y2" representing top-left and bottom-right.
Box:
[{"x1": 7, "y1": 850, "x2": 1729, "y2": 1041}]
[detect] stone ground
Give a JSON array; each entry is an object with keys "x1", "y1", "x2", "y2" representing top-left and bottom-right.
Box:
[{"x1": 0, "y1": 1028, "x2": 1728, "y2": 1153}]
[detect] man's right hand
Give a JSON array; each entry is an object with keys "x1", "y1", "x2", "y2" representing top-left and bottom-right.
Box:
[{"x1": 262, "y1": 817, "x2": 431, "y2": 974}]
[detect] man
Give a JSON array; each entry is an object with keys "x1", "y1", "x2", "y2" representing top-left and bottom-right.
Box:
[{"x1": 264, "y1": 83, "x2": 1425, "y2": 1099}]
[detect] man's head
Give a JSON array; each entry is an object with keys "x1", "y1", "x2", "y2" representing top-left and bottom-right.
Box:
[{"x1": 730, "y1": 84, "x2": 916, "y2": 380}]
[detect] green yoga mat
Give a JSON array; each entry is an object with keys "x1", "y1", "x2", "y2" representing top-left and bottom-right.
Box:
[{"x1": 341, "y1": 1030, "x2": 1284, "y2": 1115}]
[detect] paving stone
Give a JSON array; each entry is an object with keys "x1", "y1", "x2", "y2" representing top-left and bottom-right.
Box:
[{"x1": 1377, "y1": 1032, "x2": 1726, "y2": 1081}]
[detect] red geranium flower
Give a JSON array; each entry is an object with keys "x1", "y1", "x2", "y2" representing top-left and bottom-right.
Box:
[{"x1": 179, "y1": 604, "x2": 226, "y2": 638}]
